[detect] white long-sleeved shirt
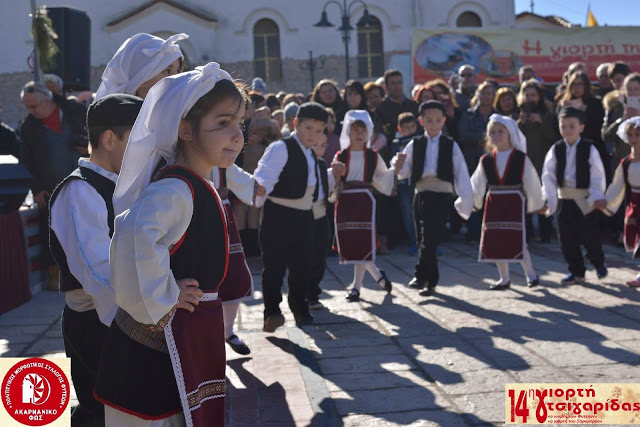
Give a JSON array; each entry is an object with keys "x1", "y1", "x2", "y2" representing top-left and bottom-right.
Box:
[
  {"x1": 253, "y1": 134, "x2": 317, "y2": 208},
  {"x1": 605, "y1": 159, "x2": 640, "y2": 215},
  {"x1": 110, "y1": 178, "x2": 196, "y2": 325},
  {"x1": 50, "y1": 158, "x2": 118, "y2": 326},
  {"x1": 334, "y1": 150, "x2": 395, "y2": 196},
  {"x1": 210, "y1": 164, "x2": 256, "y2": 205},
  {"x1": 392, "y1": 132, "x2": 473, "y2": 219},
  {"x1": 470, "y1": 148, "x2": 544, "y2": 213},
  {"x1": 541, "y1": 138, "x2": 606, "y2": 215}
]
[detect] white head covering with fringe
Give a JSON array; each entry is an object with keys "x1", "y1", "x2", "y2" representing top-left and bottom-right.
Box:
[
  {"x1": 95, "y1": 33, "x2": 188, "y2": 100},
  {"x1": 113, "y1": 62, "x2": 232, "y2": 216},
  {"x1": 339, "y1": 110, "x2": 374, "y2": 150},
  {"x1": 617, "y1": 116, "x2": 640, "y2": 144},
  {"x1": 488, "y1": 113, "x2": 527, "y2": 153}
]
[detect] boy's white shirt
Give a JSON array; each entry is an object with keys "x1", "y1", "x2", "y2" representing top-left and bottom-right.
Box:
[
  {"x1": 391, "y1": 131, "x2": 473, "y2": 219},
  {"x1": 252, "y1": 133, "x2": 320, "y2": 208},
  {"x1": 540, "y1": 138, "x2": 606, "y2": 216},
  {"x1": 50, "y1": 158, "x2": 118, "y2": 326}
]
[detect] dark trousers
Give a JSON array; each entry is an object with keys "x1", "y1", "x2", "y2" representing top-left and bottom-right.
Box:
[
  {"x1": 557, "y1": 199, "x2": 605, "y2": 276},
  {"x1": 309, "y1": 215, "x2": 330, "y2": 300},
  {"x1": 414, "y1": 191, "x2": 451, "y2": 286},
  {"x1": 259, "y1": 200, "x2": 314, "y2": 319},
  {"x1": 62, "y1": 305, "x2": 108, "y2": 427}
]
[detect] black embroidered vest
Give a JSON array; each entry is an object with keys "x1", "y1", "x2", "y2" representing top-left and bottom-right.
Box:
[
  {"x1": 555, "y1": 139, "x2": 592, "y2": 189},
  {"x1": 270, "y1": 137, "x2": 313, "y2": 199},
  {"x1": 49, "y1": 166, "x2": 116, "y2": 292},
  {"x1": 481, "y1": 149, "x2": 526, "y2": 186},
  {"x1": 411, "y1": 134, "x2": 455, "y2": 184}
]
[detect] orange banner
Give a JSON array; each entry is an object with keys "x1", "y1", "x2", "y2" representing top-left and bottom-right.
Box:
[{"x1": 412, "y1": 27, "x2": 640, "y2": 85}]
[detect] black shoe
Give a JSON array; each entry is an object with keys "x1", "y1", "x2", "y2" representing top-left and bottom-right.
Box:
[
  {"x1": 408, "y1": 278, "x2": 426, "y2": 289},
  {"x1": 263, "y1": 313, "x2": 285, "y2": 333},
  {"x1": 378, "y1": 269, "x2": 392, "y2": 294},
  {"x1": 527, "y1": 278, "x2": 540, "y2": 288},
  {"x1": 294, "y1": 313, "x2": 314, "y2": 327},
  {"x1": 346, "y1": 288, "x2": 360, "y2": 302},
  {"x1": 489, "y1": 280, "x2": 511, "y2": 290},
  {"x1": 419, "y1": 286, "x2": 436, "y2": 296},
  {"x1": 226, "y1": 335, "x2": 251, "y2": 355}
]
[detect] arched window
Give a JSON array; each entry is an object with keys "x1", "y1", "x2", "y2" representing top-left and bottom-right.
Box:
[
  {"x1": 456, "y1": 11, "x2": 482, "y2": 27},
  {"x1": 253, "y1": 19, "x2": 282, "y2": 81},
  {"x1": 357, "y1": 16, "x2": 383, "y2": 78}
]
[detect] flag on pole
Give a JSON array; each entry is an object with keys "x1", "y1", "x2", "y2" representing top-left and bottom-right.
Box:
[{"x1": 587, "y1": 5, "x2": 598, "y2": 27}]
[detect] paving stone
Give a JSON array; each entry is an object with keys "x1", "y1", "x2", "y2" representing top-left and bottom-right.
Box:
[
  {"x1": 342, "y1": 410, "x2": 468, "y2": 427},
  {"x1": 317, "y1": 353, "x2": 416, "y2": 375},
  {"x1": 454, "y1": 392, "x2": 505, "y2": 424},
  {"x1": 331, "y1": 386, "x2": 450, "y2": 416}
]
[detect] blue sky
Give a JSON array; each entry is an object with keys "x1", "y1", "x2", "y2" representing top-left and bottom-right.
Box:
[{"x1": 514, "y1": 0, "x2": 637, "y2": 26}]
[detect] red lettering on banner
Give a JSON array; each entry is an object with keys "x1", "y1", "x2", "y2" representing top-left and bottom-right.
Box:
[
  {"x1": 522, "y1": 39, "x2": 542, "y2": 55},
  {"x1": 550, "y1": 44, "x2": 616, "y2": 61},
  {"x1": 623, "y1": 44, "x2": 640, "y2": 54}
]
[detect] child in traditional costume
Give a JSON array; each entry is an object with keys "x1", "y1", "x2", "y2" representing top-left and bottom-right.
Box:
[
  {"x1": 95, "y1": 32, "x2": 187, "y2": 100},
  {"x1": 253, "y1": 102, "x2": 335, "y2": 332},
  {"x1": 392, "y1": 101, "x2": 473, "y2": 296},
  {"x1": 604, "y1": 116, "x2": 640, "y2": 286},
  {"x1": 95, "y1": 63, "x2": 248, "y2": 427},
  {"x1": 49, "y1": 94, "x2": 143, "y2": 425},
  {"x1": 541, "y1": 107, "x2": 608, "y2": 285},
  {"x1": 470, "y1": 114, "x2": 544, "y2": 289},
  {"x1": 333, "y1": 110, "x2": 404, "y2": 302}
]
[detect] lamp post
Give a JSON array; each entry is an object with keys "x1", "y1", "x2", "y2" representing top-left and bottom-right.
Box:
[
  {"x1": 298, "y1": 51, "x2": 327, "y2": 91},
  {"x1": 314, "y1": 0, "x2": 373, "y2": 81}
]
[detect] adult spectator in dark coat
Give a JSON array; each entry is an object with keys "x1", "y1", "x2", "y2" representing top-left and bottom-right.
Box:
[
  {"x1": 19, "y1": 81, "x2": 88, "y2": 286},
  {"x1": 0, "y1": 105, "x2": 19, "y2": 158}
]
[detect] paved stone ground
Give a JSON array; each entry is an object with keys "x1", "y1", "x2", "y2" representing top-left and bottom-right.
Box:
[{"x1": 2, "y1": 235, "x2": 640, "y2": 426}]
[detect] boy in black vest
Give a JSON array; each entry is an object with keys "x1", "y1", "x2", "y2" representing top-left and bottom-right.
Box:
[
  {"x1": 254, "y1": 102, "x2": 332, "y2": 331},
  {"x1": 49, "y1": 93, "x2": 143, "y2": 425},
  {"x1": 540, "y1": 106, "x2": 608, "y2": 284},
  {"x1": 392, "y1": 101, "x2": 473, "y2": 296}
]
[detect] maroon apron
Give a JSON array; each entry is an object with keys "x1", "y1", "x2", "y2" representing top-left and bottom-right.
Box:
[
  {"x1": 217, "y1": 197, "x2": 253, "y2": 303},
  {"x1": 165, "y1": 292, "x2": 225, "y2": 427},
  {"x1": 479, "y1": 186, "x2": 526, "y2": 262},
  {"x1": 335, "y1": 188, "x2": 376, "y2": 264},
  {"x1": 624, "y1": 188, "x2": 640, "y2": 254}
]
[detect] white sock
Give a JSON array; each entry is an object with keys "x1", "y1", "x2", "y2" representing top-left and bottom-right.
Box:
[
  {"x1": 365, "y1": 263, "x2": 383, "y2": 283},
  {"x1": 222, "y1": 302, "x2": 239, "y2": 339},
  {"x1": 352, "y1": 265, "x2": 366, "y2": 291},
  {"x1": 496, "y1": 262, "x2": 510, "y2": 284},
  {"x1": 521, "y1": 247, "x2": 537, "y2": 281}
]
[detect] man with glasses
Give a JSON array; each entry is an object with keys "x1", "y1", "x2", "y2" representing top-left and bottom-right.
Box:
[
  {"x1": 19, "y1": 81, "x2": 88, "y2": 289},
  {"x1": 455, "y1": 64, "x2": 477, "y2": 111}
]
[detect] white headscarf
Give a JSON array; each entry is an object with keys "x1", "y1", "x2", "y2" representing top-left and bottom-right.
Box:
[
  {"x1": 113, "y1": 62, "x2": 232, "y2": 216},
  {"x1": 488, "y1": 114, "x2": 527, "y2": 153},
  {"x1": 95, "y1": 33, "x2": 188, "y2": 100},
  {"x1": 617, "y1": 116, "x2": 640, "y2": 144},
  {"x1": 339, "y1": 110, "x2": 374, "y2": 150}
]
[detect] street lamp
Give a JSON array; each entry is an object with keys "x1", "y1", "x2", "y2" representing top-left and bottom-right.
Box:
[{"x1": 314, "y1": 0, "x2": 373, "y2": 81}]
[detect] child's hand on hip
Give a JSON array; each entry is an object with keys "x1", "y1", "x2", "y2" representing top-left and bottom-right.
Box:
[{"x1": 176, "y1": 278, "x2": 203, "y2": 313}]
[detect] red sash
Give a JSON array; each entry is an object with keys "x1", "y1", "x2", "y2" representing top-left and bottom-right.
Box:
[
  {"x1": 165, "y1": 292, "x2": 225, "y2": 427},
  {"x1": 335, "y1": 189, "x2": 376, "y2": 264},
  {"x1": 479, "y1": 186, "x2": 525, "y2": 262},
  {"x1": 217, "y1": 198, "x2": 253, "y2": 303},
  {"x1": 624, "y1": 190, "x2": 640, "y2": 254}
]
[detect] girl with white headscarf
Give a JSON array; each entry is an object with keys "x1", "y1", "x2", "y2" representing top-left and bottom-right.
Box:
[
  {"x1": 95, "y1": 33, "x2": 188, "y2": 100},
  {"x1": 94, "y1": 63, "x2": 248, "y2": 427},
  {"x1": 604, "y1": 116, "x2": 640, "y2": 286},
  {"x1": 332, "y1": 110, "x2": 405, "y2": 301},
  {"x1": 470, "y1": 114, "x2": 544, "y2": 290}
]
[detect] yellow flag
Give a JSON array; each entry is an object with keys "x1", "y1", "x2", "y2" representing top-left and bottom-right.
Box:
[{"x1": 587, "y1": 9, "x2": 598, "y2": 27}]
